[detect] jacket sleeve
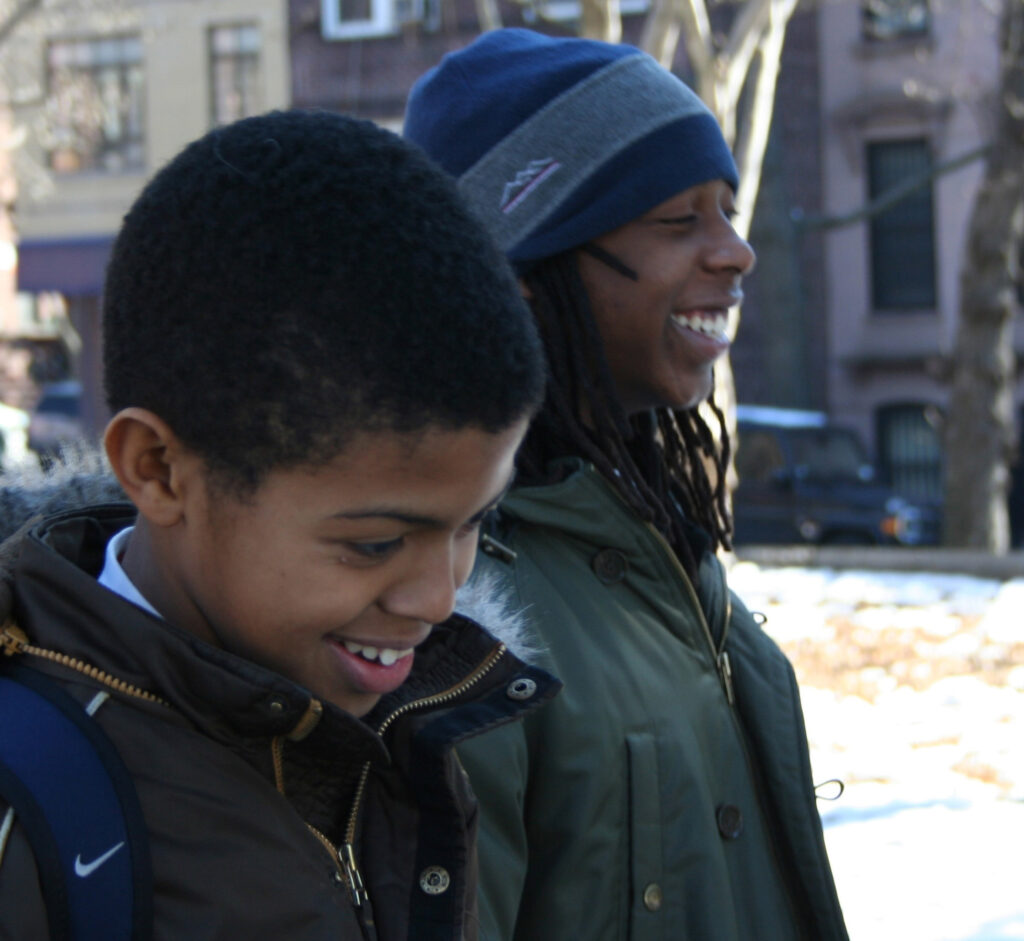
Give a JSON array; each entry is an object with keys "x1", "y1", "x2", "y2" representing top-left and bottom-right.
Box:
[
  {"x1": 455, "y1": 720, "x2": 531, "y2": 941},
  {"x1": 0, "y1": 804, "x2": 51, "y2": 940}
]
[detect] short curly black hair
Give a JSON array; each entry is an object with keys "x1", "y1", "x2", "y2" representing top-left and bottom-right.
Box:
[{"x1": 103, "y1": 109, "x2": 544, "y2": 493}]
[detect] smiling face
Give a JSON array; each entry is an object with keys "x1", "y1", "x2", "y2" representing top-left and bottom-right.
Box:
[
  {"x1": 576, "y1": 179, "x2": 756, "y2": 415},
  {"x1": 127, "y1": 421, "x2": 527, "y2": 717}
]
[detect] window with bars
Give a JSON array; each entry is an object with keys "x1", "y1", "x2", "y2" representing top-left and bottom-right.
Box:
[
  {"x1": 867, "y1": 138, "x2": 937, "y2": 311},
  {"x1": 862, "y1": 0, "x2": 930, "y2": 41},
  {"x1": 209, "y1": 23, "x2": 262, "y2": 128},
  {"x1": 46, "y1": 35, "x2": 144, "y2": 174},
  {"x1": 875, "y1": 403, "x2": 943, "y2": 502}
]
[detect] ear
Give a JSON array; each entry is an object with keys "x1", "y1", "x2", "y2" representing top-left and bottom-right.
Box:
[
  {"x1": 517, "y1": 277, "x2": 533, "y2": 302},
  {"x1": 104, "y1": 408, "x2": 195, "y2": 528}
]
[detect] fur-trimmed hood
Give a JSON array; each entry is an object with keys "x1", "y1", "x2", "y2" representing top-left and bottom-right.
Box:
[{"x1": 0, "y1": 448, "x2": 537, "y2": 661}]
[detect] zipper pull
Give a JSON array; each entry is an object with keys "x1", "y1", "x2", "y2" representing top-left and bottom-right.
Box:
[
  {"x1": 340, "y1": 842, "x2": 368, "y2": 908},
  {"x1": 717, "y1": 650, "x2": 735, "y2": 706},
  {"x1": 1, "y1": 623, "x2": 27, "y2": 657}
]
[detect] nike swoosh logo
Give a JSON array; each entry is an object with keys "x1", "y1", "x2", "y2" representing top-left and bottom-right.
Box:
[{"x1": 74, "y1": 841, "x2": 125, "y2": 877}]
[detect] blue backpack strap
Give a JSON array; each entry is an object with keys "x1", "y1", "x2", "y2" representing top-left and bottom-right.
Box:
[{"x1": 0, "y1": 663, "x2": 153, "y2": 940}]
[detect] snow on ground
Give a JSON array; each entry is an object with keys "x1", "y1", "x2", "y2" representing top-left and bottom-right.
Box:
[{"x1": 728, "y1": 562, "x2": 1024, "y2": 941}]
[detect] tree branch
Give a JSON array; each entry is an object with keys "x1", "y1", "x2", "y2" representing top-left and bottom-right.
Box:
[
  {"x1": 793, "y1": 144, "x2": 991, "y2": 232},
  {"x1": 0, "y1": 0, "x2": 43, "y2": 48},
  {"x1": 720, "y1": 0, "x2": 772, "y2": 112},
  {"x1": 732, "y1": 0, "x2": 796, "y2": 238},
  {"x1": 677, "y1": 0, "x2": 715, "y2": 98}
]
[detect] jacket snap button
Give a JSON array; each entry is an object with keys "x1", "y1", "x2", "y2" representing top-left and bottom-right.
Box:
[
  {"x1": 419, "y1": 865, "x2": 451, "y2": 895},
  {"x1": 591, "y1": 548, "x2": 627, "y2": 585},
  {"x1": 642, "y1": 883, "x2": 663, "y2": 912},
  {"x1": 268, "y1": 697, "x2": 287, "y2": 714},
  {"x1": 716, "y1": 803, "x2": 744, "y2": 840},
  {"x1": 506, "y1": 677, "x2": 537, "y2": 701}
]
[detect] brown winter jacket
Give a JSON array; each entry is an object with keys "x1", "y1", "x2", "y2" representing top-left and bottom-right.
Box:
[{"x1": 0, "y1": 504, "x2": 557, "y2": 940}]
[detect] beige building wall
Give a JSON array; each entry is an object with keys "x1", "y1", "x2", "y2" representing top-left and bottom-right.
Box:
[
  {"x1": 817, "y1": 0, "x2": 1013, "y2": 452},
  {"x1": 4, "y1": 0, "x2": 290, "y2": 433},
  {"x1": 14, "y1": 0, "x2": 291, "y2": 243}
]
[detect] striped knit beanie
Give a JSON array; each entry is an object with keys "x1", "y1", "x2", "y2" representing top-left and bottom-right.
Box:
[{"x1": 404, "y1": 28, "x2": 738, "y2": 268}]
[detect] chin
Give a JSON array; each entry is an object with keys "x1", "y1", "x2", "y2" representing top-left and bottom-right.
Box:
[{"x1": 664, "y1": 386, "x2": 711, "y2": 413}]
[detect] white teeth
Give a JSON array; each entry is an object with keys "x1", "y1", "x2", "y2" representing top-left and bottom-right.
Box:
[
  {"x1": 342, "y1": 640, "x2": 414, "y2": 666},
  {"x1": 672, "y1": 312, "x2": 728, "y2": 338}
]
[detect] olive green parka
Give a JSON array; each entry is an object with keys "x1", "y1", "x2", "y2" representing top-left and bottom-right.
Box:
[{"x1": 459, "y1": 461, "x2": 848, "y2": 941}]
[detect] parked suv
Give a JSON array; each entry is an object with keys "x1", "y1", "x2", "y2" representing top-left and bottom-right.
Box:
[{"x1": 732, "y1": 405, "x2": 940, "y2": 546}]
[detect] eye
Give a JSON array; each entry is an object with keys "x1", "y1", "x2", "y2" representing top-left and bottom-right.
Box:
[
  {"x1": 457, "y1": 520, "x2": 483, "y2": 539},
  {"x1": 457, "y1": 507, "x2": 497, "y2": 539},
  {"x1": 657, "y1": 214, "x2": 698, "y2": 229},
  {"x1": 343, "y1": 538, "x2": 403, "y2": 561}
]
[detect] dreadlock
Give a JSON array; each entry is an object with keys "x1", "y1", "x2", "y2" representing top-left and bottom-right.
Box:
[{"x1": 517, "y1": 251, "x2": 733, "y2": 578}]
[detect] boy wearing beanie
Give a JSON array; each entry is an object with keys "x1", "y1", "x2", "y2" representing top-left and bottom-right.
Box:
[
  {"x1": 0, "y1": 109, "x2": 557, "y2": 939},
  {"x1": 406, "y1": 29, "x2": 848, "y2": 941}
]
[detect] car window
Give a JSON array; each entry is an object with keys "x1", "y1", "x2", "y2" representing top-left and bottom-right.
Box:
[
  {"x1": 736, "y1": 429, "x2": 786, "y2": 483},
  {"x1": 789, "y1": 429, "x2": 869, "y2": 481}
]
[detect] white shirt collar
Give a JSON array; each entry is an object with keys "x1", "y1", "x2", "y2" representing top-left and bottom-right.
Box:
[{"x1": 97, "y1": 525, "x2": 163, "y2": 619}]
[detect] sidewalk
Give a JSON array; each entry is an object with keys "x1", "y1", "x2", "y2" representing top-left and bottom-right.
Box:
[{"x1": 735, "y1": 544, "x2": 1024, "y2": 580}]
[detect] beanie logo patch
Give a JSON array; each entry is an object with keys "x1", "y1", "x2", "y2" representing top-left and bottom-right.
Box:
[{"x1": 500, "y1": 158, "x2": 562, "y2": 214}]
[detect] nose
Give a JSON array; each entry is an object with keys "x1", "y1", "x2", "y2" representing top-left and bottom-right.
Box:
[
  {"x1": 379, "y1": 539, "x2": 468, "y2": 627},
  {"x1": 705, "y1": 218, "x2": 756, "y2": 277}
]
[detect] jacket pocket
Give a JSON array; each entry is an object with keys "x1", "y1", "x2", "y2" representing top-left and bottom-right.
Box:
[{"x1": 626, "y1": 732, "x2": 665, "y2": 941}]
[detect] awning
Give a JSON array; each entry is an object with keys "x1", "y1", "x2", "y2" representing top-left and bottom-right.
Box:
[{"x1": 16, "y1": 235, "x2": 114, "y2": 295}]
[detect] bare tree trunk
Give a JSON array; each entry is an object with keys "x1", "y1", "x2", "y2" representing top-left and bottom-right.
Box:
[
  {"x1": 729, "y1": 0, "x2": 797, "y2": 235},
  {"x1": 943, "y1": 0, "x2": 1024, "y2": 551},
  {"x1": 580, "y1": 0, "x2": 621, "y2": 42},
  {"x1": 472, "y1": 0, "x2": 502, "y2": 33},
  {"x1": 640, "y1": 0, "x2": 682, "y2": 67}
]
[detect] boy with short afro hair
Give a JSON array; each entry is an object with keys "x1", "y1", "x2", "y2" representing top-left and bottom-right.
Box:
[{"x1": 0, "y1": 109, "x2": 553, "y2": 940}]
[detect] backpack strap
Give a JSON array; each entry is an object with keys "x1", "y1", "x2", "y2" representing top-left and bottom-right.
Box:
[{"x1": 0, "y1": 663, "x2": 153, "y2": 940}]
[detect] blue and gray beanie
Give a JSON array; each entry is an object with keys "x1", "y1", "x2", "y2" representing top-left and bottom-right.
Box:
[{"x1": 404, "y1": 28, "x2": 738, "y2": 268}]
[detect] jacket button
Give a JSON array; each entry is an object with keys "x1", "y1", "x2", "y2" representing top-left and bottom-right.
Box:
[
  {"x1": 268, "y1": 696, "x2": 287, "y2": 714},
  {"x1": 591, "y1": 548, "x2": 627, "y2": 585},
  {"x1": 716, "y1": 803, "x2": 744, "y2": 840},
  {"x1": 642, "y1": 883, "x2": 663, "y2": 911},
  {"x1": 506, "y1": 677, "x2": 537, "y2": 701},
  {"x1": 419, "y1": 865, "x2": 451, "y2": 895}
]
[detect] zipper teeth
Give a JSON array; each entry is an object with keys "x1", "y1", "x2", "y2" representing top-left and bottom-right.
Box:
[
  {"x1": 643, "y1": 524, "x2": 724, "y2": 658},
  {"x1": 2, "y1": 624, "x2": 171, "y2": 708},
  {"x1": 642, "y1": 523, "x2": 737, "y2": 704},
  {"x1": 271, "y1": 736, "x2": 286, "y2": 793},
  {"x1": 306, "y1": 822, "x2": 345, "y2": 876},
  {"x1": 343, "y1": 642, "x2": 508, "y2": 846}
]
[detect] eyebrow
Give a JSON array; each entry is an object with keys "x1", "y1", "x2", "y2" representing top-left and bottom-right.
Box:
[{"x1": 329, "y1": 471, "x2": 516, "y2": 528}]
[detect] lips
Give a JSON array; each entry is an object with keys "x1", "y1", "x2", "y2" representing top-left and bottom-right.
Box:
[{"x1": 329, "y1": 637, "x2": 419, "y2": 697}]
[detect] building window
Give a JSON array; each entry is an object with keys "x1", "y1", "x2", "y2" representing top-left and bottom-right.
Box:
[
  {"x1": 46, "y1": 35, "x2": 144, "y2": 174},
  {"x1": 321, "y1": 0, "x2": 396, "y2": 39},
  {"x1": 209, "y1": 24, "x2": 262, "y2": 127},
  {"x1": 876, "y1": 403, "x2": 943, "y2": 502},
  {"x1": 867, "y1": 138, "x2": 936, "y2": 311},
  {"x1": 522, "y1": 0, "x2": 650, "y2": 24},
  {"x1": 862, "y1": 0, "x2": 929, "y2": 41}
]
